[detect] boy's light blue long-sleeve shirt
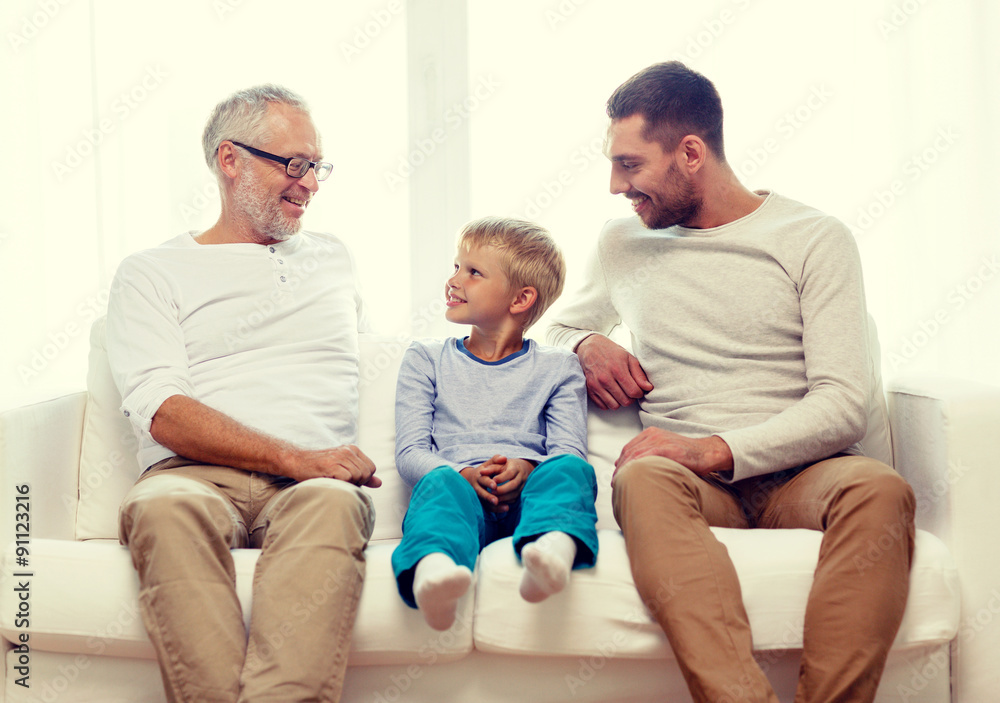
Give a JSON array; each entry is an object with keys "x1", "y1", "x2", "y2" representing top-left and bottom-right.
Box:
[{"x1": 393, "y1": 337, "x2": 588, "y2": 487}]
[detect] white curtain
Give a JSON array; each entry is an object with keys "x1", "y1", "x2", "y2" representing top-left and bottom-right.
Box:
[{"x1": 2, "y1": 0, "x2": 997, "y2": 406}]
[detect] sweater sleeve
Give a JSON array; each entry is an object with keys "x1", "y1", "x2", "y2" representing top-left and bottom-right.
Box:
[
  {"x1": 546, "y1": 228, "x2": 622, "y2": 350},
  {"x1": 716, "y1": 221, "x2": 870, "y2": 481},
  {"x1": 539, "y1": 355, "x2": 589, "y2": 461},
  {"x1": 393, "y1": 342, "x2": 461, "y2": 486}
]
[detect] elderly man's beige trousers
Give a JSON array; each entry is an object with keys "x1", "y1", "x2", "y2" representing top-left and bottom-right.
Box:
[{"x1": 119, "y1": 458, "x2": 375, "y2": 703}]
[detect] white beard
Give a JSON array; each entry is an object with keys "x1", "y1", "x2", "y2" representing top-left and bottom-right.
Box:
[{"x1": 232, "y1": 167, "x2": 302, "y2": 243}]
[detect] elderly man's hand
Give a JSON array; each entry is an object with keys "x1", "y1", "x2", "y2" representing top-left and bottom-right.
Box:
[{"x1": 280, "y1": 445, "x2": 382, "y2": 487}]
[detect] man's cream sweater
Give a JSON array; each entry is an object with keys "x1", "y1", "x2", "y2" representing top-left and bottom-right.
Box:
[{"x1": 548, "y1": 191, "x2": 871, "y2": 482}]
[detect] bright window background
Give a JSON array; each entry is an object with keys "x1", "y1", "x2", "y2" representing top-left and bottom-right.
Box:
[
  {"x1": 2, "y1": 0, "x2": 998, "y2": 408},
  {"x1": 1, "y1": 0, "x2": 409, "y2": 405},
  {"x1": 467, "y1": 0, "x2": 1000, "y2": 385}
]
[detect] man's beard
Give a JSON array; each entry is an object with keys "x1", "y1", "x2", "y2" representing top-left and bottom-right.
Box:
[
  {"x1": 635, "y1": 163, "x2": 700, "y2": 230},
  {"x1": 232, "y1": 168, "x2": 303, "y2": 243}
]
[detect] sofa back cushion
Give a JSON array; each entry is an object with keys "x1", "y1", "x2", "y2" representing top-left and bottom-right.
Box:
[
  {"x1": 77, "y1": 317, "x2": 143, "y2": 540},
  {"x1": 355, "y1": 336, "x2": 413, "y2": 540},
  {"x1": 861, "y1": 313, "x2": 893, "y2": 467}
]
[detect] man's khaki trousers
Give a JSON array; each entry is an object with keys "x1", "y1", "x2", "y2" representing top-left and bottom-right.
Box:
[
  {"x1": 119, "y1": 458, "x2": 375, "y2": 703},
  {"x1": 613, "y1": 455, "x2": 915, "y2": 703}
]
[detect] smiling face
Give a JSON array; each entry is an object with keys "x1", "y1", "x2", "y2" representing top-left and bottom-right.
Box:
[
  {"x1": 606, "y1": 114, "x2": 700, "y2": 229},
  {"x1": 445, "y1": 245, "x2": 516, "y2": 328},
  {"x1": 229, "y1": 103, "x2": 322, "y2": 243}
]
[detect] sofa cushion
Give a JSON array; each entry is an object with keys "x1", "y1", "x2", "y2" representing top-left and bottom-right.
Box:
[
  {"x1": 585, "y1": 407, "x2": 642, "y2": 530},
  {"x1": 4, "y1": 528, "x2": 956, "y2": 669},
  {"x1": 355, "y1": 335, "x2": 412, "y2": 541},
  {"x1": 76, "y1": 317, "x2": 143, "y2": 540},
  {"x1": 862, "y1": 313, "x2": 894, "y2": 468},
  {"x1": 473, "y1": 528, "x2": 959, "y2": 658},
  {"x1": 0, "y1": 538, "x2": 473, "y2": 666}
]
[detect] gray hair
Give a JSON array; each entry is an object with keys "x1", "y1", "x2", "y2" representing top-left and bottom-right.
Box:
[{"x1": 201, "y1": 84, "x2": 309, "y2": 180}]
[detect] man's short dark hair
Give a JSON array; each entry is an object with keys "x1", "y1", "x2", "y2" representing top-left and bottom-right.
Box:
[{"x1": 607, "y1": 61, "x2": 726, "y2": 160}]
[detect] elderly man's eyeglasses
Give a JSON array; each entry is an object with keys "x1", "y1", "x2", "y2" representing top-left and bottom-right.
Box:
[{"x1": 229, "y1": 140, "x2": 333, "y2": 181}]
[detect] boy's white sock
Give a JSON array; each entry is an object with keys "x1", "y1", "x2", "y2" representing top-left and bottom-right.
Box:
[
  {"x1": 519, "y1": 531, "x2": 577, "y2": 603},
  {"x1": 413, "y1": 552, "x2": 473, "y2": 631}
]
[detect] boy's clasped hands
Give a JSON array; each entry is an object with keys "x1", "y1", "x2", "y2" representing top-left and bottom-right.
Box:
[{"x1": 460, "y1": 455, "x2": 535, "y2": 513}]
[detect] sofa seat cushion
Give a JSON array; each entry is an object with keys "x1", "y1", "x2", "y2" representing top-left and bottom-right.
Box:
[
  {"x1": 0, "y1": 538, "x2": 473, "y2": 667},
  {"x1": 473, "y1": 527, "x2": 959, "y2": 658}
]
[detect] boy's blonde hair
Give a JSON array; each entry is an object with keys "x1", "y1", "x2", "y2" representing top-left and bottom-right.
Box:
[{"x1": 458, "y1": 216, "x2": 566, "y2": 330}]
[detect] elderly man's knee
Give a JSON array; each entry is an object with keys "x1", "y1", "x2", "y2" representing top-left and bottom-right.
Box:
[
  {"x1": 275, "y1": 479, "x2": 375, "y2": 538},
  {"x1": 284, "y1": 477, "x2": 370, "y2": 509},
  {"x1": 119, "y1": 477, "x2": 238, "y2": 547}
]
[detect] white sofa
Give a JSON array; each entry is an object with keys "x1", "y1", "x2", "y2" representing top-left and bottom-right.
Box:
[{"x1": 0, "y1": 319, "x2": 997, "y2": 703}]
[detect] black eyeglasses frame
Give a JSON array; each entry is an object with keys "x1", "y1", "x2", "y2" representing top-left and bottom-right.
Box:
[{"x1": 228, "y1": 140, "x2": 332, "y2": 181}]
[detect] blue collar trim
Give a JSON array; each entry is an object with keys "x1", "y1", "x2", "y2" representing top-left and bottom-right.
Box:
[{"x1": 456, "y1": 337, "x2": 530, "y2": 365}]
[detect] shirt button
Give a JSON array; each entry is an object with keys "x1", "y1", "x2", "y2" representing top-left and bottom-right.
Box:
[
  {"x1": 269, "y1": 246, "x2": 276, "y2": 253},
  {"x1": 123, "y1": 410, "x2": 130, "y2": 417},
  {"x1": 280, "y1": 276, "x2": 287, "y2": 282},
  {"x1": 278, "y1": 259, "x2": 284, "y2": 265}
]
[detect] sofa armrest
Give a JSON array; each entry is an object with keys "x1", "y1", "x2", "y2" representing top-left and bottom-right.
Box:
[
  {"x1": 887, "y1": 375, "x2": 1000, "y2": 703},
  {"x1": 0, "y1": 392, "x2": 88, "y2": 545}
]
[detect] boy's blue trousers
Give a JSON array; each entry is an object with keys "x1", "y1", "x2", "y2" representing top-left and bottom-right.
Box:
[{"x1": 391, "y1": 454, "x2": 599, "y2": 608}]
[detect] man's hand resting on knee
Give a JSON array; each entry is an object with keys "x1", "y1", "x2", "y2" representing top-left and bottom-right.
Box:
[
  {"x1": 615, "y1": 427, "x2": 734, "y2": 478},
  {"x1": 150, "y1": 395, "x2": 382, "y2": 487},
  {"x1": 278, "y1": 445, "x2": 382, "y2": 487}
]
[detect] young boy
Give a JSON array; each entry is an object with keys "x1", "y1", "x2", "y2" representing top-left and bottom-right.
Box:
[{"x1": 391, "y1": 216, "x2": 599, "y2": 631}]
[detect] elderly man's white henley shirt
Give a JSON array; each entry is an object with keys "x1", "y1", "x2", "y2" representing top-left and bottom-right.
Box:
[{"x1": 107, "y1": 230, "x2": 368, "y2": 471}]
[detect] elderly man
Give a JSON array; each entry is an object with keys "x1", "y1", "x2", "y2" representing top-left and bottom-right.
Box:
[
  {"x1": 108, "y1": 85, "x2": 380, "y2": 703},
  {"x1": 549, "y1": 62, "x2": 916, "y2": 703}
]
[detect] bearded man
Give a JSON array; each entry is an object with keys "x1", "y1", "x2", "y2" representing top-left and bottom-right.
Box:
[
  {"x1": 107, "y1": 85, "x2": 380, "y2": 703},
  {"x1": 549, "y1": 62, "x2": 915, "y2": 703}
]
